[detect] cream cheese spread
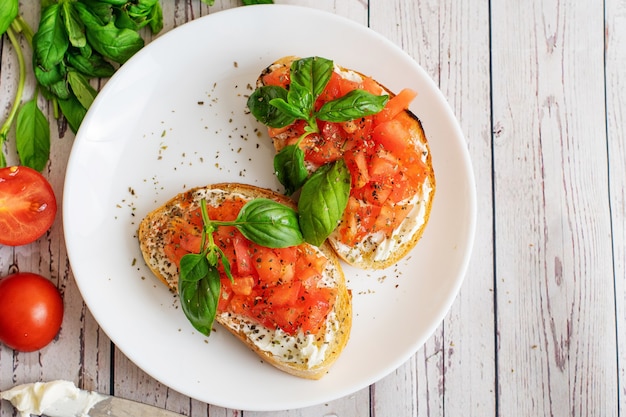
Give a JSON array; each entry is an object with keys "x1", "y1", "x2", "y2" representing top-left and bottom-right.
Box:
[{"x1": 0, "y1": 380, "x2": 106, "y2": 417}]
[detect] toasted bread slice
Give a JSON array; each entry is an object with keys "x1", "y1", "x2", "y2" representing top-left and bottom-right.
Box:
[
  {"x1": 138, "y1": 182, "x2": 351, "y2": 379},
  {"x1": 254, "y1": 56, "x2": 436, "y2": 269}
]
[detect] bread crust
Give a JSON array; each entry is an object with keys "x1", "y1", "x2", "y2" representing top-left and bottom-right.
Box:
[
  {"x1": 256, "y1": 57, "x2": 436, "y2": 269},
  {"x1": 138, "y1": 183, "x2": 351, "y2": 379}
]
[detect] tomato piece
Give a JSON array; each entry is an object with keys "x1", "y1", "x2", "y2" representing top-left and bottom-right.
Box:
[
  {"x1": 297, "y1": 288, "x2": 336, "y2": 334},
  {"x1": 374, "y1": 88, "x2": 418, "y2": 125},
  {"x1": 368, "y1": 150, "x2": 399, "y2": 182},
  {"x1": 304, "y1": 122, "x2": 345, "y2": 166},
  {"x1": 361, "y1": 76, "x2": 384, "y2": 95},
  {"x1": 251, "y1": 245, "x2": 286, "y2": 286},
  {"x1": 262, "y1": 65, "x2": 290, "y2": 88},
  {"x1": 317, "y1": 71, "x2": 343, "y2": 103},
  {"x1": 374, "y1": 203, "x2": 413, "y2": 235},
  {"x1": 232, "y1": 231, "x2": 255, "y2": 276},
  {"x1": 0, "y1": 272, "x2": 64, "y2": 352},
  {"x1": 231, "y1": 276, "x2": 255, "y2": 296},
  {"x1": 372, "y1": 119, "x2": 412, "y2": 154},
  {"x1": 0, "y1": 166, "x2": 57, "y2": 246},
  {"x1": 265, "y1": 281, "x2": 302, "y2": 307},
  {"x1": 344, "y1": 150, "x2": 370, "y2": 189},
  {"x1": 269, "y1": 306, "x2": 300, "y2": 334}
]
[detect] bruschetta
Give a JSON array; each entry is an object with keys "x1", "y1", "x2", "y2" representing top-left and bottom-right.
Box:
[
  {"x1": 249, "y1": 56, "x2": 436, "y2": 269},
  {"x1": 138, "y1": 182, "x2": 352, "y2": 379}
]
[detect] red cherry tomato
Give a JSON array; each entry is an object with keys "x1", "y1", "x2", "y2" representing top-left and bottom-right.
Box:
[
  {"x1": 0, "y1": 272, "x2": 64, "y2": 352},
  {"x1": 0, "y1": 166, "x2": 57, "y2": 246}
]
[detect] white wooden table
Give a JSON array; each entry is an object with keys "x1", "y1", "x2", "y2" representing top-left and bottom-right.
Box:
[{"x1": 1, "y1": 1, "x2": 624, "y2": 415}]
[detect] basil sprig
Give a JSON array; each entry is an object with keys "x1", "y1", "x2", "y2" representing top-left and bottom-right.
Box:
[
  {"x1": 298, "y1": 159, "x2": 351, "y2": 246},
  {"x1": 178, "y1": 198, "x2": 303, "y2": 336},
  {"x1": 247, "y1": 56, "x2": 389, "y2": 196}
]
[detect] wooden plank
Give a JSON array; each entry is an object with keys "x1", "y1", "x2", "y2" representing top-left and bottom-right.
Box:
[
  {"x1": 491, "y1": 0, "x2": 617, "y2": 415},
  {"x1": 606, "y1": 0, "x2": 626, "y2": 413}
]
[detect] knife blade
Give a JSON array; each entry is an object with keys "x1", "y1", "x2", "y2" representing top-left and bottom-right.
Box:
[
  {"x1": 1, "y1": 380, "x2": 187, "y2": 417},
  {"x1": 87, "y1": 395, "x2": 187, "y2": 417}
]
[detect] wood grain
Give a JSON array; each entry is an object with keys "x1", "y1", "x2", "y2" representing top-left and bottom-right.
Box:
[
  {"x1": 491, "y1": 0, "x2": 617, "y2": 416},
  {"x1": 606, "y1": 0, "x2": 626, "y2": 414}
]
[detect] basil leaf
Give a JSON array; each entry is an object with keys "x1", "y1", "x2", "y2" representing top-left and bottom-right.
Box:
[
  {"x1": 268, "y1": 97, "x2": 308, "y2": 121},
  {"x1": 286, "y1": 82, "x2": 314, "y2": 119},
  {"x1": 274, "y1": 144, "x2": 308, "y2": 195},
  {"x1": 179, "y1": 256, "x2": 221, "y2": 336},
  {"x1": 298, "y1": 160, "x2": 351, "y2": 246},
  {"x1": 290, "y1": 56, "x2": 333, "y2": 101},
  {"x1": 67, "y1": 71, "x2": 97, "y2": 110},
  {"x1": 317, "y1": 89, "x2": 389, "y2": 122},
  {"x1": 0, "y1": 0, "x2": 18, "y2": 37},
  {"x1": 235, "y1": 198, "x2": 304, "y2": 248},
  {"x1": 66, "y1": 51, "x2": 115, "y2": 78},
  {"x1": 214, "y1": 246, "x2": 234, "y2": 281},
  {"x1": 74, "y1": 2, "x2": 144, "y2": 64},
  {"x1": 34, "y1": 62, "x2": 66, "y2": 87},
  {"x1": 61, "y1": 2, "x2": 86, "y2": 48},
  {"x1": 33, "y1": 4, "x2": 69, "y2": 70},
  {"x1": 247, "y1": 85, "x2": 295, "y2": 128},
  {"x1": 58, "y1": 95, "x2": 87, "y2": 133},
  {"x1": 16, "y1": 99, "x2": 51, "y2": 172},
  {"x1": 180, "y1": 253, "x2": 209, "y2": 283}
]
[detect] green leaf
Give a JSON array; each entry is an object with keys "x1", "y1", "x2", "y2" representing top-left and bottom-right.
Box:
[
  {"x1": 179, "y1": 259, "x2": 221, "y2": 336},
  {"x1": 285, "y1": 82, "x2": 314, "y2": 119},
  {"x1": 61, "y1": 2, "x2": 86, "y2": 48},
  {"x1": 200, "y1": 0, "x2": 216, "y2": 5},
  {"x1": 317, "y1": 89, "x2": 389, "y2": 122},
  {"x1": 298, "y1": 159, "x2": 351, "y2": 246},
  {"x1": 67, "y1": 71, "x2": 97, "y2": 109},
  {"x1": 268, "y1": 97, "x2": 308, "y2": 121},
  {"x1": 33, "y1": 4, "x2": 69, "y2": 70},
  {"x1": 247, "y1": 85, "x2": 295, "y2": 128},
  {"x1": 74, "y1": 2, "x2": 144, "y2": 64},
  {"x1": 57, "y1": 95, "x2": 87, "y2": 133},
  {"x1": 290, "y1": 56, "x2": 333, "y2": 100},
  {"x1": 235, "y1": 198, "x2": 304, "y2": 248},
  {"x1": 274, "y1": 144, "x2": 309, "y2": 195},
  {"x1": 0, "y1": 0, "x2": 18, "y2": 37},
  {"x1": 242, "y1": 0, "x2": 273, "y2": 4},
  {"x1": 16, "y1": 99, "x2": 51, "y2": 172},
  {"x1": 34, "y1": 61, "x2": 66, "y2": 87},
  {"x1": 66, "y1": 51, "x2": 115, "y2": 78},
  {"x1": 180, "y1": 253, "x2": 209, "y2": 283}
]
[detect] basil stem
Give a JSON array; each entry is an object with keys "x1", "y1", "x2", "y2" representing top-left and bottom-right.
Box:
[{"x1": 298, "y1": 159, "x2": 351, "y2": 246}]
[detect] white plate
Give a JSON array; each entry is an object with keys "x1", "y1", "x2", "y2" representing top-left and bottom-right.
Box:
[{"x1": 64, "y1": 4, "x2": 475, "y2": 412}]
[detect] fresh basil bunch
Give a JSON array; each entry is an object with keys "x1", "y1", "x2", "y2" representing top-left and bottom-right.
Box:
[
  {"x1": 247, "y1": 56, "x2": 388, "y2": 246},
  {"x1": 34, "y1": 0, "x2": 164, "y2": 134},
  {"x1": 178, "y1": 198, "x2": 303, "y2": 336},
  {"x1": 0, "y1": 0, "x2": 163, "y2": 171}
]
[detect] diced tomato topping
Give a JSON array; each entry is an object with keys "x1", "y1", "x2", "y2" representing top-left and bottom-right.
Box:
[{"x1": 262, "y1": 64, "x2": 425, "y2": 248}]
